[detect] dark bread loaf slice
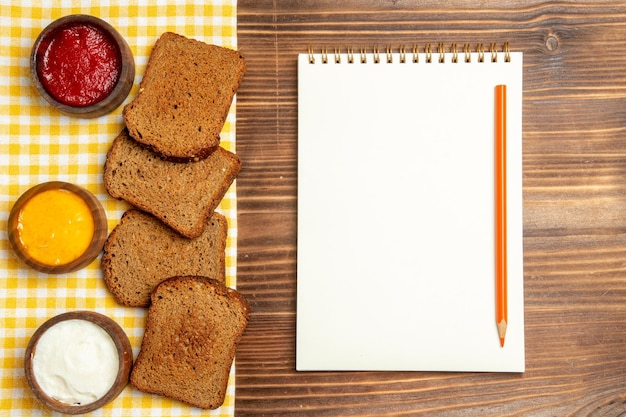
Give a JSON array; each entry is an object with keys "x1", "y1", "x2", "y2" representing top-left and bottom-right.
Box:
[
  {"x1": 130, "y1": 276, "x2": 250, "y2": 410},
  {"x1": 101, "y1": 209, "x2": 227, "y2": 307},
  {"x1": 123, "y1": 32, "x2": 246, "y2": 161},
  {"x1": 103, "y1": 128, "x2": 241, "y2": 239}
]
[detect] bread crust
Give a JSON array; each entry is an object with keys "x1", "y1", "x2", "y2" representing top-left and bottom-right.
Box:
[
  {"x1": 101, "y1": 209, "x2": 228, "y2": 307},
  {"x1": 103, "y1": 129, "x2": 241, "y2": 238},
  {"x1": 130, "y1": 276, "x2": 250, "y2": 409},
  {"x1": 123, "y1": 32, "x2": 246, "y2": 161}
]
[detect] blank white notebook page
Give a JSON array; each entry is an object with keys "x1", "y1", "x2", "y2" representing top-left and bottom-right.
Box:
[{"x1": 296, "y1": 49, "x2": 524, "y2": 372}]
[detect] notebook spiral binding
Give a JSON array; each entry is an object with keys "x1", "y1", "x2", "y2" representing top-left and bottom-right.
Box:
[{"x1": 308, "y1": 42, "x2": 510, "y2": 65}]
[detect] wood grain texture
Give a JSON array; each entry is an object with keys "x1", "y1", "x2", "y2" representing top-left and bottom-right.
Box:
[{"x1": 235, "y1": 1, "x2": 626, "y2": 415}]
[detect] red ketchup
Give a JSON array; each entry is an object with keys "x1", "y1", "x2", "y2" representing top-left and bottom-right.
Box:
[{"x1": 36, "y1": 22, "x2": 121, "y2": 107}]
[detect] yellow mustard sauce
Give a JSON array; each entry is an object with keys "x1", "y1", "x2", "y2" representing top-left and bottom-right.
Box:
[{"x1": 16, "y1": 188, "x2": 94, "y2": 266}]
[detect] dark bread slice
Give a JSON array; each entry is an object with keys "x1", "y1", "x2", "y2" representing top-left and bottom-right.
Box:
[
  {"x1": 101, "y1": 209, "x2": 227, "y2": 307},
  {"x1": 103, "y1": 128, "x2": 241, "y2": 239},
  {"x1": 123, "y1": 32, "x2": 246, "y2": 161},
  {"x1": 130, "y1": 276, "x2": 250, "y2": 410}
]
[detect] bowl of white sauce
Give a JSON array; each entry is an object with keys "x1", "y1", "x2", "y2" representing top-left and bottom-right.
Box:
[{"x1": 24, "y1": 311, "x2": 132, "y2": 414}]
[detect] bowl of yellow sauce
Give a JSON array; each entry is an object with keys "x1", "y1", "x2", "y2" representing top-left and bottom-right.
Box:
[{"x1": 7, "y1": 182, "x2": 108, "y2": 274}]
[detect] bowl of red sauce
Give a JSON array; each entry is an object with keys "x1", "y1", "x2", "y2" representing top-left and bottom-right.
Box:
[{"x1": 30, "y1": 15, "x2": 135, "y2": 118}]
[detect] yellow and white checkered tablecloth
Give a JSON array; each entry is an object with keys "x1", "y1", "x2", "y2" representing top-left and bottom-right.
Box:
[{"x1": 0, "y1": 1, "x2": 239, "y2": 415}]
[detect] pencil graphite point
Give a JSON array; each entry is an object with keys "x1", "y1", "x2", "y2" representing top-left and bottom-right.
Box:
[{"x1": 497, "y1": 319, "x2": 507, "y2": 348}]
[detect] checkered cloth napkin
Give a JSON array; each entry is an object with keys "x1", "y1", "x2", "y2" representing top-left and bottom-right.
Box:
[{"x1": 0, "y1": 1, "x2": 239, "y2": 415}]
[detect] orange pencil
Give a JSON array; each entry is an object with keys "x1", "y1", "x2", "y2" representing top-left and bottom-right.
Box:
[{"x1": 495, "y1": 84, "x2": 508, "y2": 348}]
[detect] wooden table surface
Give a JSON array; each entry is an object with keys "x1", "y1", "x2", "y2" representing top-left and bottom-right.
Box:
[{"x1": 234, "y1": 1, "x2": 626, "y2": 415}]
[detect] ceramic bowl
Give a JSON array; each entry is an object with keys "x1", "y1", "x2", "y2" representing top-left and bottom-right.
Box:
[
  {"x1": 24, "y1": 311, "x2": 133, "y2": 414},
  {"x1": 30, "y1": 14, "x2": 135, "y2": 118},
  {"x1": 7, "y1": 181, "x2": 108, "y2": 274}
]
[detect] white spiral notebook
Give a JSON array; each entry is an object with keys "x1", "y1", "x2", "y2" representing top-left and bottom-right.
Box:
[{"x1": 296, "y1": 44, "x2": 525, "y2": 372}]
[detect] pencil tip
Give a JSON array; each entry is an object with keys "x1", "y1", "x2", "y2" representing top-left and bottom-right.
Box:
[{"x1": 497, "y1": 319, "x2": 507, "y2": 347}]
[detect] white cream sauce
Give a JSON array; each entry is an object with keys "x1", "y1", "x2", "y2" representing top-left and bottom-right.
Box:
[{"x1": 32, "y1": 319, "x2": 119, "y2": 405}]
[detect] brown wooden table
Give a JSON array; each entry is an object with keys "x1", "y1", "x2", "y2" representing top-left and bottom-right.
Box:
[{"x1": 234, "y1": 1, "x2": 626, "y2": 415}]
